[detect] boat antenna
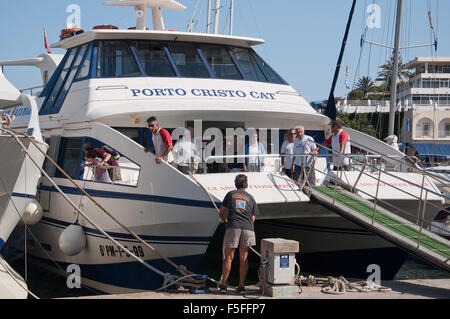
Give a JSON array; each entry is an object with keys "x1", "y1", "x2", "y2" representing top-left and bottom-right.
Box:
[
  {"x1": 324, "y1": 0, "x2": 357, "y2": 120},
  {"x1": 102, "y1": 0, "x2": 186, "y2": 30}
]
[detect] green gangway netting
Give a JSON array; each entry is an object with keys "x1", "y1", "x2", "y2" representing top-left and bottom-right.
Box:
[{"x1": 313, "y1": 186, "x2": 450, "y2": 260}]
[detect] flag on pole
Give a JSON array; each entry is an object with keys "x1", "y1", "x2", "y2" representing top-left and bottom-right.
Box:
[
  {"x1": 44, "y1": 28, "x2": 52, "y2": 54},
  {"x1": 345, "y1": 64, "x2": 350, "y2": 90}
]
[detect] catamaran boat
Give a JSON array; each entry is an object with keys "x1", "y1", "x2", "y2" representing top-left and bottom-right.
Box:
[{"x1": 0, "y1": 0, "x2": 446, "y2": 294}]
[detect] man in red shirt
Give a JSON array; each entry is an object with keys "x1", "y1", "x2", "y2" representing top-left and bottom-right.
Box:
[
  {"x1": 311, "y1": 120, "x2": 351, "y2": 171},
  {"x1": 144, "y1": 116, "x2": 174, "y2": 164}
]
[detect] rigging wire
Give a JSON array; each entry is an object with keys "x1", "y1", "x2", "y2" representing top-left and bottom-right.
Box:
[
  {"x1": 246, "y1": 0, "x2": 270, "y2": 62},
  {"x1": 193, "y1": 0, "x2": 206, "y2": 32},
  {"x1": 187, "y1": 0, "x2": 201, "y2": 32}
]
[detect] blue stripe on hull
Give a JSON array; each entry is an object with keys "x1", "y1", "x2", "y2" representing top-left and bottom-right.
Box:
[
  {"x1": 11, "y1": 193, "x2": 36, "y2": 199},
  {"x1": 44, "y1": 254, "x2": 205, "y2": 292},
  {"x1": 0, "y1": 238, "x2": 4, "y2": 251},
  {"x1": 40, "y1": 216, "x2": 212, "y2": 244},
  {"x1": 38, "y1": 184, "x2": 221, "y2": 208}
]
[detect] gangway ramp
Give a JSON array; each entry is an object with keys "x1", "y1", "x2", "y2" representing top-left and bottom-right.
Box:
[{"x1": 308, "y1": 185, "x2": 450, "y2": 273}]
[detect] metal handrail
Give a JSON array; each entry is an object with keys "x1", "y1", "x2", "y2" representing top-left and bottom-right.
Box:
[
  {"x1": 311, "y1": 165, "x2": 450, "y2": 243},
  {"x1": 312, "y1": 155, "x2": 449, "y2": 228},
  {"x1": 315, "y1": 142, "x2": 447, "y2": 200},
  {"x1": 349, "y1": 138, "x2": 450, "y2": 186}
]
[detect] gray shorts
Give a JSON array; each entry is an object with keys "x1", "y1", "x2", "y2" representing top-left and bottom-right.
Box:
[{"x1": 223, "y1": 228, "x2": 256, "y2": 248}]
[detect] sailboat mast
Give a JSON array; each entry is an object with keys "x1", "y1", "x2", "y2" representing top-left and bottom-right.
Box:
[
  {"x1": 388, "y1": 0, "x2": 403, "y2": 137},
  {"x1": 324, "y1": 0, "x2": 357, "y2": 120},
  {"x1": 207, "y1": 0, "x2": 211, "y2": 33},
  {"x1": 214, "y1": 0, "x2": 220, "y2": 34},
  {"x1": 229, "y1": 0, "x2": 234, "y2": 35}
]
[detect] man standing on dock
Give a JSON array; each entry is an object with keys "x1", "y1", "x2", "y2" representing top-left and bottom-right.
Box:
[{"x1": 219, "y1": 174, "x2": 258, "y2": 295}]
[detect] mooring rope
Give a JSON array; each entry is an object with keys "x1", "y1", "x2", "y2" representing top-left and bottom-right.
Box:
[{"x1": 4, "y1": 127, "x2": 207, "y2": 289}]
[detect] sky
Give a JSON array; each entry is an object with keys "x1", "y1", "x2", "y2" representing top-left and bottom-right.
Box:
[{"x1": 0, "y1": 0, "x2": 449, "y2": 103}]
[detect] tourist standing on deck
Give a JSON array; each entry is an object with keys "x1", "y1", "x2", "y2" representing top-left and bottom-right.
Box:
[
  {"x1": 312, "y1": 119, "x2": 351, "y2": 171},
  {"x1": 173, "y1": 127, "x2": 198, "y2": 174},
  {"x1": 84, "y1": 150, "x2": 112, "y2": 183},
  {"x1": 83, "y1": 142, "x2": 121, "y2": 182},
  {"x1": 292, "y1": 126, "x2": 317, "y2": 186},
  {"x1": 219, "y1": 174, "x2": 258, "y2": 295},
  {"x1": 280, "y1": 128, "x2": 296, "y2": 179},
  {"x1": 144, "y1": 116, "x2": 174, "y2": 165},
  {"x1": 244, "y1": 129, "x2": 266, "y2": 172}
]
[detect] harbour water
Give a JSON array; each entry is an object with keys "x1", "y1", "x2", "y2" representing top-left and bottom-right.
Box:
[{"x1": 5, "y1": 242, "x2": 450, "y2": 299}]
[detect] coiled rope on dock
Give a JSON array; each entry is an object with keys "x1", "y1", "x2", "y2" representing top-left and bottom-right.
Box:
[{"x1": 299, "y1": 274, "x2": 392, "y2": 295}]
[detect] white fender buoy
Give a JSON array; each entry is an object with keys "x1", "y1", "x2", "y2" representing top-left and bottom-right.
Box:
[
  {"x1": 23, "y1": 200, "x2": 43, "y2": 225},
  {"x1": 58, "y1": 223, "x2": 86, "y2": 256}
]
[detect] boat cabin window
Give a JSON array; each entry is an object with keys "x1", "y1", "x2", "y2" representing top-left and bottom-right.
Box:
[
  {"x1": 56, "y1": 137, "x2": 84, "y2": 179},
  {"x1": 113, "y1": 127, "x2": 151, "y2": 148},
  {"x1": 42, "y1": 135, "x2": 62, "y2": 177},
  {"x1": 53, "y1": 45, "x2": 89, "y2": 111},
  {"x1": 97, "y1": 41, "x2": 141, "y2": 78},
  {"x1": 167, "y1": 42, "x2": 211, "y2": 78},
  {"x1": 252, "y1": 53, "x2": 285, "y2": 85},
  {"x1": 39, "y1": 40, "x2": 288, "y2": 115},
  {"x1": 199, "y1": 44, "x2": 242, "y2": 80},
  {"x1": 131, "y1": 41, "x2": 176, "y2": 77},
  {"x1": 75, "y1": 44, "x2": 93, "y2": 80},
  {"x1": 55, "y1": 136, "x2": 140, "y2": 186},
  {"x1": 231, "y1": 47, "x2": 267, "y2": 82},
  {"x1": 81, "y1": 138, "x2": 141, "y2": 186},
  {"x1": 40, "y1": 44, "x2": 92, "y2": 114},
  {"x1": 40, "y1": 48, "x2": 78, "y2": 114}
]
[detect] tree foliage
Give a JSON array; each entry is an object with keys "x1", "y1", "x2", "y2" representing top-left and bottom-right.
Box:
[
  {"x1": 377, "y1": 54, "x2": 413, "y2": 89},
  {"x1": 354, "y1": 76, "x2": 375, "y2": 99}
]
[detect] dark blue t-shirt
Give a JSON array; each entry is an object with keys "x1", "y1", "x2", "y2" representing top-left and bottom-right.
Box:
[{"x1": 222, "y1": 189, "x2": 258, "y2": 231}]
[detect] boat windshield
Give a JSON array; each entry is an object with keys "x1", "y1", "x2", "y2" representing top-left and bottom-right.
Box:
[{"x1": 39, "y1": 39, "x2": 288, "y2": 114}]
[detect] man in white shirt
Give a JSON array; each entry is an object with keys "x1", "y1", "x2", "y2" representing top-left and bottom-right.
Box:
[
  {"x1": 280, "y1": 128, "x2": 296, "y2": 178},
  {"x1": 292, "y1": 126, "x2": 317, "y2": 186},
  {"x1": 173, "y1": 127, "x2": 198, "y2": 174}
]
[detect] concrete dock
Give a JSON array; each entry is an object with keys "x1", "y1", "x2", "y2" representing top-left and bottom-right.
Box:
[{"x1": 71, "y1": 278, "x2": 450, "y2": 299}]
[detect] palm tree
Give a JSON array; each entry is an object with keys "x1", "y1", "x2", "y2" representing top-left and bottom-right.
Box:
[
  {"x1": 377, "y1": 54, "x2": 413, "y2": 89},
  {"x1": 355, "y1": 76, "x2": 375, "y2": 99}
]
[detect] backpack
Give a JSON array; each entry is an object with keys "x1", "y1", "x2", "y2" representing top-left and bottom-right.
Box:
[{"x1": 102, "y1": 145, "x2": 120, "y2": 161}]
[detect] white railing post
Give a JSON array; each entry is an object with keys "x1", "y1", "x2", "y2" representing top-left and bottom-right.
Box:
[
  {"x1": 417, "y1": 190, "x2": 428, "y2": 249},
  {"x1": 416, "y1": 169, "x2": 426, "y2": 225}
]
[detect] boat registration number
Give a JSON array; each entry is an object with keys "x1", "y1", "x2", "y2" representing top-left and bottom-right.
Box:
[{"x1": 99, "y1": 244, "x2": 145, "y2": 258}]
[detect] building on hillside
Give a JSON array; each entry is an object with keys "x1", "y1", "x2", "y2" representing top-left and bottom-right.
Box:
[{"x1": 397, "y1": 57, "x2": 450, "y2": 107}]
